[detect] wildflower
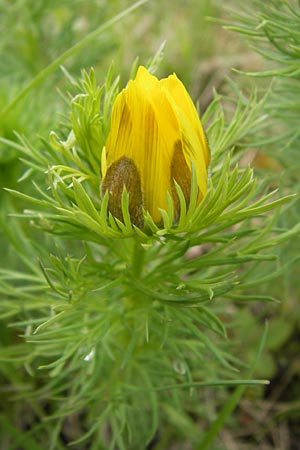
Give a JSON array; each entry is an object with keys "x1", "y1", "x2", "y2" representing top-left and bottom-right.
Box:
[{"x1": 101, "y1": 66, "x2": 210, "y2": 228}]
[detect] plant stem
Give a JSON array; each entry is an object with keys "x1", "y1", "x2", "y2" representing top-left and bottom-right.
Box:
[
  {"x1": 131, "y1": 239, "x2": 146, "y2": 279},
  {"x1": 0, "y1": 0, "x2": 148, "y2": 121},
  {"x1": 196, "y1": 322, "x2": 269, "y2": 450}
]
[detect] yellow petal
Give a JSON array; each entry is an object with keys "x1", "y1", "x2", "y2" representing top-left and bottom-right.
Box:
[
  {"x1": 130, "y1": 82, "x2": 183, "y2": 221},
  {"x1": 161, "y1": 73, "x2": 210, "y2": 166},
  {"x1": 134, "y1": 65, "x2": 159, "y2": 89},
  {"x1": 103, "y1": 92, "x2": 132, "y2": 168},
  {"x1": 173, "y1": 105, "x2": 208, "y2": 199}
]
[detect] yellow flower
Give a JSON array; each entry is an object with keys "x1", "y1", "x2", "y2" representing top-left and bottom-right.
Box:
[{"x1": 101, "y1": 66, "x2": 210, "y2": 228}]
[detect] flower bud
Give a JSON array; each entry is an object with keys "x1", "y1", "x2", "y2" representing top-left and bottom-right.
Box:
[{"x1": 101, "y1": 66, "x2": 209, "y2": 228}]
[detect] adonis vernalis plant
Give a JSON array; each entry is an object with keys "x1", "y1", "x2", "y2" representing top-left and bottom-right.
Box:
[{"x1": 1, "y1": 50, "x2": 297, "y2": 448}]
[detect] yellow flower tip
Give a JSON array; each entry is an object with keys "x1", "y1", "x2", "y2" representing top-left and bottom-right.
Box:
[
  {"x1": 101, "y1": 65, "x2": 210, "y2": 228},
  {"x1": 135, "y1": 65, "x2": 159, "y2": 88}
]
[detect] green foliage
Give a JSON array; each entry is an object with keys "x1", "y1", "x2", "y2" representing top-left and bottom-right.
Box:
[
  {"x1": 1, "y1": 1, "x2": 299, "y2": 449},
  {"x1": 225, "y1": 0, "x2": 300, "y2": 336},
  {"x1": 1, "y1": 53, "x2": 297, "y2": 447},
  {"x1": 218, "y1": 2, "x2": 300, "y2": 447},
  {"x1": 226, "y1": 0, "x2": 300, "y2": 77},
  {"x1": 224, "y1": 0, "x2": 300, "y2": 173}
]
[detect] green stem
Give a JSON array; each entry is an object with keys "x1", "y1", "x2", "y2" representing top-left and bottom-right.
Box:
[
  {"x1": 131, "y1": 239, "x2": 146, "y2": 278},
  {"x1": 196, "y1": 322, "x2": 269, "y2": 450},
  {"x1": 0, "y1": 0, "x2": 148, "y2": 121}
]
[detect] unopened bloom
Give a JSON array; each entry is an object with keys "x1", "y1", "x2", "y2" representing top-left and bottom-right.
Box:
[{"x1": 101, "y1": 66, "x2": 210, "y2": 228}]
